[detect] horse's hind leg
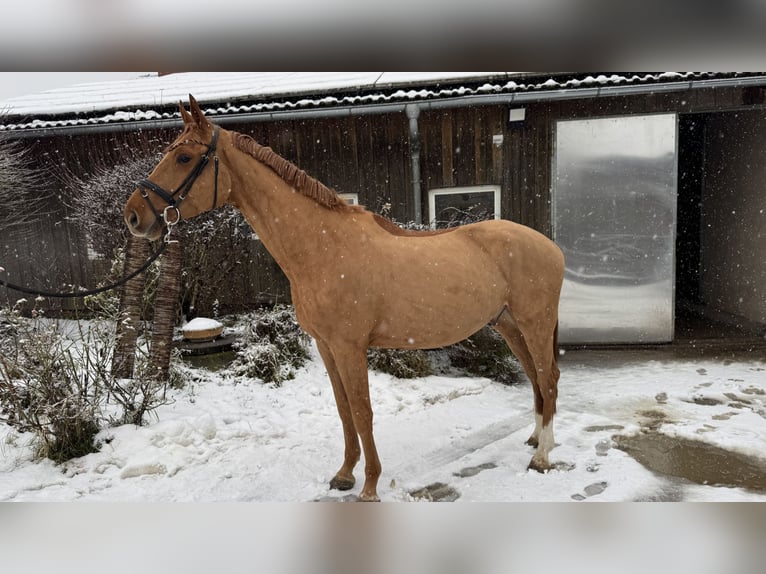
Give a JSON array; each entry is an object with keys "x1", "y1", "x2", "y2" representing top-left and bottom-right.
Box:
[
  {"x1": 517, "y1": 317, "x2": 560, "y2": 472},
  {"x1": 494, "y1": 309, "x2": 560, "y2": 471},
  {"x1": 316, "y1": 339, "x2": 361, "y2": 491},
  {"x1": 492, "y1": 315, "x2": 544, "y2": 448}
]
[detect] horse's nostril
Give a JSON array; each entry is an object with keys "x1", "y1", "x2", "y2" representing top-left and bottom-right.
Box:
[{"x1": 128, "y1": 211, "x2": 139, "y2": 228}]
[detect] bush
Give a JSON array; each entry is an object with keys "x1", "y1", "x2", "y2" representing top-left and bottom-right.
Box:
[
  {"x1": 367, "y1": 348, "x2": 434, "y2": 379},
  {"x1": 0, "y1": 309, "x2": 104, "y2": 461},
  {"x1": 442, "y1": 326, "x2": 524, "y2": 385},
  {"x1": 0, "y1": 305, "x2": 172, "y2": 462},
  {"x1": 367, "y1": 326, "x2": 524, "y2": 385},
  {"x1": 229, "y1": 306, "x2": 311, "y2": 385},
  {"x1": 0, "y1": 136, "x2": 47, "y2": 237}
]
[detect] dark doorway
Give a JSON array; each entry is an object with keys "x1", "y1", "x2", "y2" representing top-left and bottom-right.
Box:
[
  {"x1": 675, "y1": 113, "x2": 765, "y2": 343},
  {"x1": 676, "y1": 114, "x2": 705, "y2": 308}
]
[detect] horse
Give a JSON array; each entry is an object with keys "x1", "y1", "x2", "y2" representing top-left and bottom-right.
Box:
[{"x1": 124, "y1": 96, "x2": 565, "y2": 501}]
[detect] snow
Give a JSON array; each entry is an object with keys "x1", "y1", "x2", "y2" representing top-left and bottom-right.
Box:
[
  {"x1": 1, "y1": 342, "x2": 765, "y2": 502},
  {"x1": 0, "y1": 72, "x2": 511, "y2": 118},
  {"x1": 1, "y1": 72, "x2": 754, "y2": 133},
  {"x1": 182, "y1": 317, "x2": 223, "y2": 332}
]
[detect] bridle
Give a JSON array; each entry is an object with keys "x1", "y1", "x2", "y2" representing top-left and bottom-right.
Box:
[{"x1": 135, "y1": 125, "x2": 220, "y2": 243}]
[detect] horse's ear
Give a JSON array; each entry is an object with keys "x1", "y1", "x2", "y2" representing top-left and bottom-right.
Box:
[
  {"x1": 188, "y1": 94, "x2": 210, "y2": 130},
  {"x1": 179, "y1": 101, "x2": 193, "y2": 125}
]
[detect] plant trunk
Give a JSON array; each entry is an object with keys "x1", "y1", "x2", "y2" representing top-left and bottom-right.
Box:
[
  {"x1": 149, "y1": 241, "x2": 183, "y2": 381},
  {"x1": 112, "y1": 235, "x2": 150, "y2": 378}
]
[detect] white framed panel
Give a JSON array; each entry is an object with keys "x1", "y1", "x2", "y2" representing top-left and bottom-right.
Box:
[
  {"x1": 428, "y1": 185, "x2": 501, "y2": 229},
  {"x1": 339, "y1": 193, "x2": 359, "y2": 205}
]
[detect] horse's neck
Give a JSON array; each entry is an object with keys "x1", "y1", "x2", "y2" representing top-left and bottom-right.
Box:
[{"x1": 228, "y1": 156, "x2": 343, "y2": 278}]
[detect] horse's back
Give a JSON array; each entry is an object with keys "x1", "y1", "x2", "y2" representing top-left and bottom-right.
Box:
[{"x1": 457, "y1": 219, "x2": 564, "y2": 270}]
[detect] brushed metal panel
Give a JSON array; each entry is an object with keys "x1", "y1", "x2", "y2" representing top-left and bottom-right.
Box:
[{"x1": 553, "y1": 114, "x2": 678, "y2": 344}]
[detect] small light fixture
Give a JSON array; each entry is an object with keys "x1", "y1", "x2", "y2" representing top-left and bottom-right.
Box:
[{"x1": 509, "y1": 108, "x2": 526, "y2": 123}]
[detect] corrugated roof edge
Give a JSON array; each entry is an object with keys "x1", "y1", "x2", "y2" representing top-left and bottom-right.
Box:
[{"x1": 1, "y1": 72, "x2": 762, "y2": 135}]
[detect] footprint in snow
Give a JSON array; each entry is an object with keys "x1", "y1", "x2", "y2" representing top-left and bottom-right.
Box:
[
  {"x1": 453, "y1": 462, "x2": 497, "y2": 478},
  {"x1": 409, "y1": 482, "x2": 460, "y2": 502},
  {"x1": 571, "y1": 481, "x2": 608, "y2": 501}
]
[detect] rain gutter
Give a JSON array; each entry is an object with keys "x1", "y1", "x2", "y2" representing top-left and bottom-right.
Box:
[{"x1": 8, "y1": 75, "x2": 766, "y2": 140}]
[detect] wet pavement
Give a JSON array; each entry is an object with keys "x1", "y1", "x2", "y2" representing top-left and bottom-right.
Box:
[
  {"x1": 406, "y1": 339, "x2": 766, "y2": 501},
  {"x1": 568, "y1": 342, "x2": 766, "y2": 497},
  {"x1": 614, "y1": 430, "x2": 766, "y2": 493}
]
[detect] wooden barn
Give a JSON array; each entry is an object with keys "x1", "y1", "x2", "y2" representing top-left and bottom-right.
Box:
[{"x1": 1, "y1": 72, "x2": 765, "y2": 345}]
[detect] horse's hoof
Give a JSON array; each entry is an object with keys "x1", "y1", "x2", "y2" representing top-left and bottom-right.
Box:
[
  {"x1": 329, "y1": 475, "x2": 355, "y2": 491},
  {"x1": 358, "y1": 492, "x2": 380, "y2": 502},
  {"x1": 527, "y1": 458, "x2": 551, "y2": 473},
  {"x1": 525, "y1": 436, "x2": 539, "y2": 448}
]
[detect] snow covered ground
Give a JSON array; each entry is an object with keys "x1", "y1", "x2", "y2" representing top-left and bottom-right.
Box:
[{"x1": 1, "y1": 342, "x2": 765, "y2": 502}]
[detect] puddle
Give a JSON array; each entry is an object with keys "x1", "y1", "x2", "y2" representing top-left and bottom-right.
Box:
[
  {"x1": 614, "y1": 431, "x2": 766, "y2": 492},
  {"x1": 180, "y1": 350, "x2": 236, "y2": 371},
  {"x1": 584, "y1": 424, "x2": 624, "y2": 433}
]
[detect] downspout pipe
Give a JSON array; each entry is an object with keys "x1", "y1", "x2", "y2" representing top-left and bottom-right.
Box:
[{"x1": 405, "y1": 103, "x2": 422, "y2": 225}]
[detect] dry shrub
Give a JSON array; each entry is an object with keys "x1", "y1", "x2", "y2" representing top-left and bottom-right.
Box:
[
  {"x1": 0, "y1": 136, "x2": 49, "y2": 237},
  {"x1": 367, "y1": 326, "x2": 524, "y2": 385},
  {"x1": 443, "y1": 326, "x2": 524, "y2": 385},
  {"x1": 0, "y1": 310, "x2": 104, "y2": 461},
  {"x1": 0, "y1": 306, "x2": 173, "y2": 462},
  {"x1": 367, "y1": 348, "x2": 434, "y2": 379},
  {"x1": 229, "y1": 306, "x2": 311, "y2": 385}
]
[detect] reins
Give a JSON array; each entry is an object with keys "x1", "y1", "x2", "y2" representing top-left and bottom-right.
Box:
[{"x1": 0, "y1": 126, "x2": 221, "y2": 300}]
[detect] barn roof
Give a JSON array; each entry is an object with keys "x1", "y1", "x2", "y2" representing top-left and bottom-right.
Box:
[{"x1": 1, "y1": 72, "x2": 764, "y2": 135}]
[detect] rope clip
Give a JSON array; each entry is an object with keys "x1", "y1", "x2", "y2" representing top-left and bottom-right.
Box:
[{"x1": 163, "y1": 205, "x2": 181, "y2": 244}]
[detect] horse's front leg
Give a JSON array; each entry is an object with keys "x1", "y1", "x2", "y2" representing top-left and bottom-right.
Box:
[
  {"x1": 330, "y1": 342, "x2": 381, "y2": 502},
  {"x1": 316, "y1": 339, "x2": 360, "y2": 491}
]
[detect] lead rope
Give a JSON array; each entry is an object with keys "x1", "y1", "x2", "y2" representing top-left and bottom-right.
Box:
[{"x1": 0, "y1": 241, "x2": 167, "y2": 299}]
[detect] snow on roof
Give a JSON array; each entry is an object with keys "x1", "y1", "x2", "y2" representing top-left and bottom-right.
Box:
[
  {"x1": 0, "y1": 72, "x2": 512, "y2": 121},
  {"x1": 0, "y1": 72, "x2": 761, "y2": 134}
]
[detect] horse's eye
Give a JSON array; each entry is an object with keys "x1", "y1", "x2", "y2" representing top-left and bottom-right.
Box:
[{"x1": 177, "y1": 154, "x2": 192, "y2": 165}]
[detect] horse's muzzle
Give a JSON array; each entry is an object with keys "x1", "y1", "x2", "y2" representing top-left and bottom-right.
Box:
[{"x1": 124, "y1": 204, "x2": 162, "y2": 241}]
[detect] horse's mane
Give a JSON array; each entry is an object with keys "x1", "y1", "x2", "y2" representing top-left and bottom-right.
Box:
[{"x1": 231, "y1": 131, "x2": 361, "y2": 213}]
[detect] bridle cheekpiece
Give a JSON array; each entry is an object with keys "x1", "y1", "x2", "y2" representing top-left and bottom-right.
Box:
[{"x1": 135, "y1": 124, "x2": 220, "y2": 243}]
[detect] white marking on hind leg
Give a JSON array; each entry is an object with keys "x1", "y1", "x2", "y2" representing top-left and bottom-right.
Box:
[
  {"x1": 526, "y1": 413, "x2": 543, "y2": 446},
  {"x1": 537, "y1": 422, "x2": 554, "y2": 457},
  {"x1": 529, "y1": 420, "x2": 555, "y2": 472}
]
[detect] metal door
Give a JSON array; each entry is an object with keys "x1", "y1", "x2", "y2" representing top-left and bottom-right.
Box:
[{"x1": 553, "y1": 114, "x2": 678, "y2": 344}]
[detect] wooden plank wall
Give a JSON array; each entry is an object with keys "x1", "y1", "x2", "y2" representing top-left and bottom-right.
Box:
[
  {"x1": 419, "y1": 105, "x2": 553, "y2": 235},
  {"x1": 2, "y1": 84, "x2": 758, "y2": 315},
  {"x1": 227, "y1": 113, "x2": 412, "y2": 219}
]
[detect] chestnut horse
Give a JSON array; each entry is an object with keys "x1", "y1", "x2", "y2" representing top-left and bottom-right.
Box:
[{"x1": 124, "y1": 96, "x2": 564, "y2": 501}]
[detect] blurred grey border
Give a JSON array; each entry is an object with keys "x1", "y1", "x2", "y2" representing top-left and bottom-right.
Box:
[
  {"x1": 0, "y1": 0, "x2": 764, "y2": 69},
  {"x1": 0, "y1": 503, "x2": 764, "y2": 574}
]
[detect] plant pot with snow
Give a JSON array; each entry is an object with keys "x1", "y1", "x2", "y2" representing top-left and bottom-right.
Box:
[{"x1": 182, "y1": 317, "x2": 224, "y2": 342}]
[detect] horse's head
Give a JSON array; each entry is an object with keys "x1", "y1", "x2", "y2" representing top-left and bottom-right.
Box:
[{"x1": 124, "y1": 95, "x2": 230, "y2": 241}]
